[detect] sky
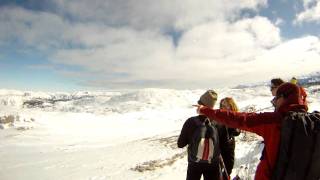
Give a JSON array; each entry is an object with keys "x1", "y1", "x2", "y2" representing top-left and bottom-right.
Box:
[{"x1": 0, "y1": 0, "x2": 320, "y2": 91}]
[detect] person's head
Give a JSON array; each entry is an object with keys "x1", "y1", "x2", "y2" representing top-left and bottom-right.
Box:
[
  {"x1": 271, "y1": 82, "x2": 301, "y2": 112},
  {"x1": 198, "y1": 90, "x2": 217, "y2": 108},
  {"x1": 220, "y1": 97, "x2": 239, "y2": 111},
  {"x1": 290, "y1": 77, "x2": 298, "y2": 85},
  {"x1": 270, "y1": 78, "x2": 285, "y2": 96}
]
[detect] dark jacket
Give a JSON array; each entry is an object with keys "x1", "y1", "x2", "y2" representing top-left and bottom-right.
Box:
[
  {"x1": 177, "y1": 115, "x2": 229, "y2": 162},
  {"x1": 220, "y1": 126, "x2": 240, "y2": 175}
]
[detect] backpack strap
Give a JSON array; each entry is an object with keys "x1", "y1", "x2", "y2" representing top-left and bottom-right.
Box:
[
  {"x1": 204, "y1": 117, "x2": 211, "y2": 124},
  {"x1": 206, "y1": 117, "x2": 219, "y2": 126}
]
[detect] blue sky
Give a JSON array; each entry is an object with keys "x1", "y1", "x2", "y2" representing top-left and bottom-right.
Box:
[{"x1": 1, "y1": 0, "x2": 320, "y2": 91}]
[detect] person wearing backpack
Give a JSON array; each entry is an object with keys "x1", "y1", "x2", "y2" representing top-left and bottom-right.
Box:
[
  {"x1": 177, "y1": 90, "x2": 229, "y2": 180},
  {"x1": 219, "y1": 97, "x2": 241, "y2": 176},
  {"x1": 194, "y1": 83, "x2": 308, "y2": 180}
]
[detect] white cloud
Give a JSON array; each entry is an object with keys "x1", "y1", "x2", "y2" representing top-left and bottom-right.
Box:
[
  {"x1": 303, "y1": 0, "x2": 317, "y2": 8},
  {"x1": 0, "y1": 7, "x2": 68, "y2": 50},
  {"x1": 51, "y1": 0, "x2": 267, "y2": 30},
  {"x1": 1, "y1": 1, "x2": 320, "y2": 89},
  {"x1": 53, "y1": 28, "x2": 176, "y2": 79},
  {"x1": 295, "y1": 0, "x2": 320, "y2": 24},
  {"x1": 52, "y1": 16, "x2": 284, "y2": 88},
  {"x1": 176, "y1": 17, "x2": 281, "y2": 63},
  {"x1": 243, "y1": 36, "x2": 320, "y2": 81}
]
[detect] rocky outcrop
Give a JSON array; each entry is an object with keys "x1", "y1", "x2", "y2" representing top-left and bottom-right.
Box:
[
  {"x1": 0, "y1": 115, "x2": 35, "y2": 130},
  {"x1": 23, "y1": 99, "x2": 45, "y2": 108},
  {"x1": 22, "y1": 95, "x2": 94, "y2": 108},
  {"x1": 0, "y1": 115, "x2": 15, "y2": 129},
  {"x1": 0, "y1": 115, "x2": 15, "y2": 124}
]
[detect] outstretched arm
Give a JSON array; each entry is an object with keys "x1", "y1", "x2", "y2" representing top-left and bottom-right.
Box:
[{"x1": 196, "y1": 105, "x2": 281, "y2": 137}]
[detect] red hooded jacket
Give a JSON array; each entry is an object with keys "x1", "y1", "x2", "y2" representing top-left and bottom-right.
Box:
[
  {"x1": 299, "y1": 86, "x2": 308, "y2": 107},
  {"x1": 199, "y1": 83, "x2": 307, "y2": 180}
]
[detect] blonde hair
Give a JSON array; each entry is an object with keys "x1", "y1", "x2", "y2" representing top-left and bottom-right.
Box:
[{"x1": 219, "y1": 97, "x2": 239, "y2": 112}]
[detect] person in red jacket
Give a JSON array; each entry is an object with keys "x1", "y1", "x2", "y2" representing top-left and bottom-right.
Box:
[
  {"x1": 290, "y1": 77, "x2": 308, "y2": 108},
  {"x1": 195, "y1": 83, "x2": 307, "y2": 180}
]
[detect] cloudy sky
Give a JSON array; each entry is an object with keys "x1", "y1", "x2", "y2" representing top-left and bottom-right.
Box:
[{"x1": 1, "y1": 0, "x2": 320, "y2": 91}]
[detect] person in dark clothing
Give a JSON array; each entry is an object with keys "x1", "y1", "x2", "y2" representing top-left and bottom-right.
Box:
[
  {"x1": 186, "y1": 162, "x2": 220, "y2": 180},
  {"x1": 177, "y1": 90, "x2": 229, "y2": 180},
  {"x1": 219, "y1": 97, "x2": 241, "y2": 175}
]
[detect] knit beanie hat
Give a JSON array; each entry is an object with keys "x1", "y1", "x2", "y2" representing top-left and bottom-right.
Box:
[
  {"x1": 198, "y1": 90, "x2": 217, "y2": 108},
  {"x1": 276, "y1": 82, "x2": 301, "y2": 106}
]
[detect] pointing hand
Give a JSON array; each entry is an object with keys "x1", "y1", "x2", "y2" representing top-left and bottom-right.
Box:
[{"x1": 192, "y1": 105, "x2": 204, "y2": 115}]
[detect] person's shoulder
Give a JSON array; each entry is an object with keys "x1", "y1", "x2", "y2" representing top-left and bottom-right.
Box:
[
  {"x1": 185, "y1": 116, "x2": 200, "y2": 122},
  {"x1": 184, "y1": 116, "x2": 204, "y2": 125}
]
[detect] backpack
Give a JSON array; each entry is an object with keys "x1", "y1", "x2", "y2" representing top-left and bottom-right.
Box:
[
  {"x1": 188, "y1": 117, "x2": 220, "y2": 164},
  {"x1": 272, "y1": 111, "x2": 320, "y2": 180}
]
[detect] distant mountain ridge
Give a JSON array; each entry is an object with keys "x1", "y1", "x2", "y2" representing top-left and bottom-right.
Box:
[
  {"x1": 1, "y1": 73, "x2": 319, "y2": 114},
  {"x1": 296, "y1": 72, "x2": 320, "y2": 87},
  {"x1": 233, "y1": 72, "x2": 320, "y2": 89}
]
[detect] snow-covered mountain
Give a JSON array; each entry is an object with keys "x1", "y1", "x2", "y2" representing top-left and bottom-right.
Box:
[
  {"x1": 297, "y1": 72, "x2": 320, "y2": 87},
  {"x1": 0, "y1": 84, "x2": 319, "y2": 180},
  {"x1": 0, "y1": 89, "x2": 202, "y2": 114}
]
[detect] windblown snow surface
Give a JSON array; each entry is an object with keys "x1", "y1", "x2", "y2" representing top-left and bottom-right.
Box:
[{"x1": 0, "y1": 85, "x2": 319, "y2": 180}]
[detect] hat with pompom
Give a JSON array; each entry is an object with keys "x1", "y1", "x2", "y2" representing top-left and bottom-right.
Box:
[{"x1": 290, "y1": 77, "x2": 298, "y2": 85}]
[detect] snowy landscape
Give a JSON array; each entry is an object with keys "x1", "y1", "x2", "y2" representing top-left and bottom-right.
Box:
[
  {"x1": 2, "y1": 0, "x2": 320, "y2": 179},
  {"x1": 1, "y1": 81, "x2": 320, "y2": 180}
]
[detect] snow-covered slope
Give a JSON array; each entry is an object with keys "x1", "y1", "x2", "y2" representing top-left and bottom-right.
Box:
[
  {"x1": 0, "y1": 88, "x2": 202, "y2": 114},
  {"x1": 0, "y1": 85, "x2": 319, "y2": 180}
]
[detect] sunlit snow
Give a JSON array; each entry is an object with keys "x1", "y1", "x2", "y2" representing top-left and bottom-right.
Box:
[{"x1": 0, "y1": 85, "x2": 319, "y2": 180}]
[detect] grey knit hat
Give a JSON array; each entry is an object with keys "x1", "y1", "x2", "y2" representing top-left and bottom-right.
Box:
[{"x1": 198, "y1": 90, "x2": 218, "y2": 108}]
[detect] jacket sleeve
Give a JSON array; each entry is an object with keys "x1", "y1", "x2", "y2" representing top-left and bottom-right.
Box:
[
  {"x1": 177, "y1": 118, "x2": 192, "y2": 148},
  {"x1": 200, "y1": 107, "x2": 282, "y2": 137}
]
